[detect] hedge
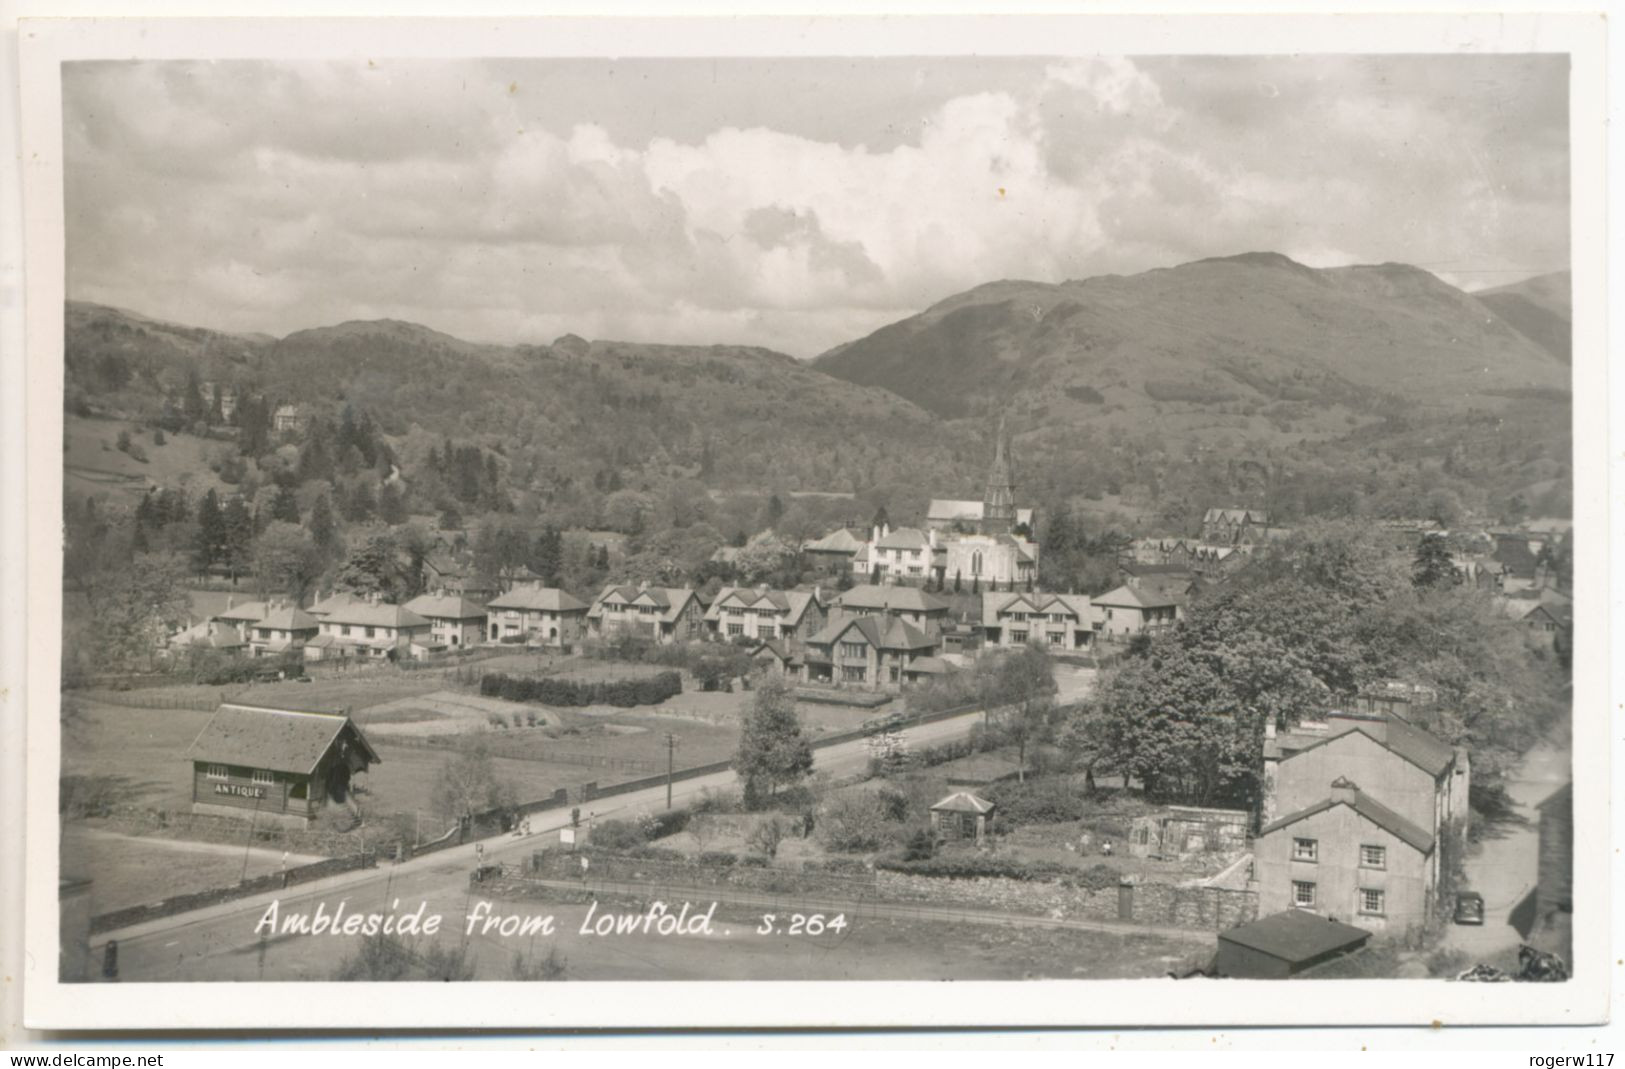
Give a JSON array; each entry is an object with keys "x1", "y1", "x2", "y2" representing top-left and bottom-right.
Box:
[
  {"x1": 480, "y1": 669, "x2": 681, "y2": 707},
  {"x1": 874, "y1": 853, "x2": 1121, "y2": 890}
]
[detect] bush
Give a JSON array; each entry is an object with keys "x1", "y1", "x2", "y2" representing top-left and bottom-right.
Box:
[
  {"x1": 478, "y1": 670, "x2": 682, "y2": 708},
  {"x1": 984, "y1": 776, "x2": 1091, "y2": 827},
  {"x1": 697, "y1": 850, "x2": 738, "y2": 868},
  {"x1": 818, "y1": 792, "x2": 893, "y2": 853},
  {"x1": 589, "y1": 819, "x2": 646, "y2": 851},
  {"x1": 738, "y1": 853, "x2": 770, "y2": 868},
  {"x1": 902, "y1": 827, "x2": 936, "y2": 861}
]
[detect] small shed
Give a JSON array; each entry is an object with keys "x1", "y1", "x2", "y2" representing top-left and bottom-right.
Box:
[
  {"x1": 930, "y1": 790, "x2": 996, "y2": 843},
  {"x1": 185, "y1": 702, "x2": 380, "y2": 826},
  {"x1": 1216, "y1": 910, "x2": 1372, "y2": 979}
]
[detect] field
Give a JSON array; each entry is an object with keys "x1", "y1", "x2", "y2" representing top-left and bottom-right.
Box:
[
  {"x1": 64, "y1": 415, "x2": 229, "y2": 504},
  {"x1": 60, "y1": 826, "x2": 322, "y2": 915}
]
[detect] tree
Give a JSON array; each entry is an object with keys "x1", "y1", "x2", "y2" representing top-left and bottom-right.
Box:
[
  {"x1": 430, "y1": 745, "x2": 516, "y2": 827},
  {"x1": 252, "y1": 522, "x2": 324, "y2": 602},
  {"x1": 181, "y1": 368, "x2": 207, "y2": 426},
  {"x1": 220, "y1": 495, "x2": 256, "y2": 582},
  {"x1": 1413, "y1": 533, "x2": 1459, "y2": 589},
  {"x1": 269, "y1": 484, "x2": 301, "y2": 525},
  {"x1": 472, "y1": 516, "x2": 532, "y2": 588},
  {"x1": 335, "y1": 533, "x2": 409, "y2": 601},
  {"x1": 307, "y1": 491, "x2": 342, "y2": 560},
  {"x1": 989, "y1": 646, "x2": 1059, "y2": 782},
  {"x1": 733, "y1": 676, "x2": 814, "y2": 807},
  {"x1": 378, "y1": 482, "x2": 408, "y2": 525},
  {"x1": 346, "y1": 481, "x2": 376, "y2": 523},
  {"x1": 193, "y1": 488, "x2": 226, "y2": 574},
  {"x1": 86, "y1": 552, "x2": 192, "y2": 671}
]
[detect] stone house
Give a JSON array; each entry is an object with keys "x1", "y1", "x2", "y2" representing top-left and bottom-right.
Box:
[
  {"x1": 704, "y1": 585, "x2": 827, "y2": 644},
  {"x1": 801, "y1": 614, "x2": 942, "y2": 691},
  {"x1": 1254, "y1": 776, "x2": 1437, "y2": 933},
  {"x1": 1091, "y1": 584, "x2": 1182, "y2": 640},
  {"x1": 403, "y1": 592, "x2": 489, "y2": 650}
]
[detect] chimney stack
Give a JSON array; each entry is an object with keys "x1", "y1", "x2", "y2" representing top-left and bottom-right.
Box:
[{"x1": 1330, "y1": 776, "x2": 1359, "y2": 806}]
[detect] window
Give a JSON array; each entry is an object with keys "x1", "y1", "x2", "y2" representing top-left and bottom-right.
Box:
[
  {"x1": 1360, "y1": 844, "x2": 1387, "y2": 869},
  {"x1": 840, "y1": 642, "x2": 866, "y2": 659},
  {"x1": 365, "y1": 626, "x2": 377, "y2": 638},
  {"x1": 206, "y1": 764, "x2": 228, "y2": 780},
  {"x1": 727, "y1": 623, "x2": 744, "y2": 637},
  {"x1": 1010, "y1": 630, "x2": 1028, "y2": 645},
  {"x1": 252, "y1": 769, "x2": 276, "y2": 786},
  {"x1": 1048, "y1": 632, "x2": 1065, "y2": 646},
  {"x1": 1360, "y1": 888, "x2": 1385, "y2": 915},
  {"x1": 757, "y1": 625, "x2": 774, "y2": 640},
  {"x1": 1292, "y1": 881, "x2": 1316, "y2": 907},
  {"x1": 341, "y1": 625, "x2": 351, "y2": 637},
  {"x1": 1293, "y1": 838, "x2": 1318, "y2": 862},
  {"x1": 841, "y1": 665, "x2": 866, "y2": 682}
]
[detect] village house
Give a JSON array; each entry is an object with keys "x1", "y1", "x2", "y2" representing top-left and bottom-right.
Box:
[
  {"x1": 247, "y1": 600, "x2": 320, "y2": 658},
  {"x1": 980, "y1": 591, "x2": 1099, "y2": 651},
  {"x1": 829, "y1": 585, "x2": 950, "y2": 639},
  {"x1": 271, "y1": 403, "x2": 307, "y2": 434},
  {"x1": 586, "y1": 583, "x2": 706, "y2": 644},
  {"x1": 166, "y1": 615, "x2": 250, "y2": 656},
  {"x1": 482, "y1": 585, "x2": 588, "y2": 647},
  {"x1": 750, "y1": 638, "x2": 804, "y2": 679},
  {"x1": 1201, "y1": 507, "x2": 1272, "y2": 546},
  {"x1": 304, "y1": 597, "x2": 433, "y2": 661},
  {"x1": 1091, "y1": 584, "x2": 1182, "y2": 640},
  {"x1": 403, "y1": 591, "x2": 489, "y2": 649},
  {"x1": 215, "y1": 597, "x2": 272, "y2": 643},
  {"x1": 705, "y1": 585, "x2": 827, "y2": 643},
  {"x1": 306, "y1": 589, "x2": 368, "y2": 622},
  {"x1": 800, "y1": 526, "x2": 867, "y2": 576},
  {"x1": 1254, "y1": 775, "x2": 1438, "y2": 934},
  {"x1": 1263, "y1": 708, "x2": 1469, "y2": 832},
  {"x1": 855, "y1": 524, "x2": 938, "y2": 583},
  {"x1": 800, "y1": 613, "x2": 944, "y2": 691},
  {"x1": 184, "y1": 702, "x2": 380, "y2": 827}
]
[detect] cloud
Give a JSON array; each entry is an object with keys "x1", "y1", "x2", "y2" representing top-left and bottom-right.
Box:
[{"x1": 62, "y1": 55, "x2": 1569, "y2": 357}]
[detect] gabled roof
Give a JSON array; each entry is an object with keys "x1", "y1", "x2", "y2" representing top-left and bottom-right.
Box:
[
  {"x1": 1204, "y1": 508, "x2": 1270, "y2": 525},
  {"x1": 216, "y1": 600, "x2": 270, "y2": 622},
  {"x1": 1259, "y1": 784, "x2": 1434, "y2": 854},
  {"x1": 483, "y1": 587, "x2": 587, "y2": 613},
  {"x1": 308, "y1": 591, "x2": 367, "y2": 617},
  {"x1": 809, "y1": 614, "x2": 937, "y2": 652},
  {"x1": 1219, "y1": 910, "x2": 1370, "y2": 963},
  {"x1": 834, "y1": 586, "x2": 949, "y2": 614},
  {"x1": 982, "y1": 592, "x2": 1095, "y2": 627},
  {"x1": 875, "y1": 526, "x2": 931, "y2": 551},
  {"x1": 1093, "y1": 584, "x2": 1180, "y2": 610},
  {"x1": 751, "y1": 639, "x2": 802, "y2": 667},
  {"x1": 905, "y1": 655, "x2": 956, "y2": 676},
  {"x1": 803, "y1": 527, "x2": 866, "y2": 554},
  {"x1": 587, "y1": 585, "x2": 697, "y2": 623},
  {"x1": 255, "y1": 606, "x2": 319, "y2": 631},
  {"x1": 185, "y1": 703, "x2": 380, "y2": 776},
  {"x1": 405, "y1": 593, "x2": 490, "y2": 619},
  {"x1": 321, "y1": 602, "x2": 431, "y2": 629},
  {"x1": 1296, "y1": 715, "x2": 1456, "y2": 779},
  {"x1": 930, "y1": 790, "x2": 996, "y2": 815},
  {"x1": 1537, "y1": 782, "x2": 1572, "y2": 815},
  {"x1": 705, "y1": 586, "x2": 819, "y2": 624}
]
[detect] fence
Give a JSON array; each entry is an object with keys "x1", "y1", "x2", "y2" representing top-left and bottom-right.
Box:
[
  {"x1": 90, "y1": 851, "x2": 378, "y2": 934},
  {"x1": 74, "y1": 689, "x2": 238, "y2": 711}
]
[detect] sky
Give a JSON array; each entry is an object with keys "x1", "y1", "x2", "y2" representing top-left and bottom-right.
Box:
[{"x1": 62, "y1": 54, "x2": 1570, "y2": 358}]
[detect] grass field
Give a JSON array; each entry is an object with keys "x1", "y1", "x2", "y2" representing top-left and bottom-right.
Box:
[
  {"x1": 64, "y1": 415, "x2": 230, "y2": 504},
  {"x1": 60, "y1": 826, "x2": 322, "y2": 915}
]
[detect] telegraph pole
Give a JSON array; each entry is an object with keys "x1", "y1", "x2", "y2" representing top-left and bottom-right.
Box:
[{"x1": 665, "y1": 732, "x2": 677, "y2": 809}]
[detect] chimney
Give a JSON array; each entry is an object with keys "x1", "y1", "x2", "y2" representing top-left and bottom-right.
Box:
[
  {"x1": 872, "y1": 523, "x2": 881, "y2": 544},
  {"x1": 226, "y1": 594, "x2": 235, "y2": 610},
  {"x1": 928, "y1": 529, "x2": 937, "y2": 549},
  {"x1": 1330, "y1": 777, "x2": 1359, "y2": 806},
  {"x1": 813, "y1": 583, "x2": 823, "y2": 605},
  {"x1": 1264, "y1": 720, "x2": 1277, "y2": 741},
  {"x1": 638, "y1": 580, "x2": 649, "y2": 593}
]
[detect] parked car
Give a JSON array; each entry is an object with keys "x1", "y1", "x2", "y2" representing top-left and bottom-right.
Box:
[{"x1": 1454, "y1": 890, "x2": 1486, "y2": 925}]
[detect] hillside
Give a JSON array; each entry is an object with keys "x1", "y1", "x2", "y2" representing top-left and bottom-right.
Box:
[
  {"x1": 1474, "y1": 271, "x2": 1572, "y2": 364},
  {"x1": 63, "y1": 301, "x2": 975, "y2": 510},
  {"x1": 814, "y1": 252, "x2": 1568, "y2": 424}
]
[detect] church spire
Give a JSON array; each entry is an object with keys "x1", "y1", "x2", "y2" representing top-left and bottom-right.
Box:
[{"x1": 982, "y1": 414, "x2": 1015, "y2": 534}]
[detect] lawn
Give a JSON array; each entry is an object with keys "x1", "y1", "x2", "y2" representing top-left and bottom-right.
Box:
[
  {"x1": 64, "y1": 415, "x2": 229, "y2": 504},
  {"x1": 60, "y1": 825, "x2": 323, "y2": 915},
  {"x1": 61, "y1": 699, "x2": 214, "y2": 811}
]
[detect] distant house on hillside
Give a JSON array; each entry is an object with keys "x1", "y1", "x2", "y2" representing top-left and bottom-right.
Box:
[
  {"x1": 483, "y1": 585, "x2": 588, "y2": 647},
  {"x1": 272, "y1": 404, "x2": 307, "y2": 434},
  {"x1": 586, "y1": 583, "x2": 705, "y2": 645},
  {"x1": 1201, "y1": 507, "x2": 1271, "y2": 546},
  {"x1": 801, "y1": 526, "x2": 867, "y2": 576}
]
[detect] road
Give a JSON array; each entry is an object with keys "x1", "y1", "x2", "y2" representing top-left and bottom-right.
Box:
[
  {"x1": 92, "y1": 703, "x2": 996, "y2": 981},
  {"x1": 1439, "y1": 732, "x2": 1570, "y2": 964}
]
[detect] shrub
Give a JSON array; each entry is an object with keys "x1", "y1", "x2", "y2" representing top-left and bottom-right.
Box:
[
  {"x1": 902, "y1": 827, "x2": 936, "y2": 861},
  {"x1": 697, "y1": 850, "x2": 738, "y2": 868},
  {"x1": 646, "y1": 807, "x2": 690, "y2": 840},
  {"x1": 818, "y1": 792, "x2": 893, "y2": 853},
  {"x1": 984, "y1": 776, "x2": 1091, "y2": 826},
  {"x1": 738, "y1": 853, "x2": 770, "y2": 868},
  {"x1": 478, "y1": 670, "x2": 682, "y2": 708},
  {"x1": 589, "y1": 819, "x2": 646, "y2": 851}
]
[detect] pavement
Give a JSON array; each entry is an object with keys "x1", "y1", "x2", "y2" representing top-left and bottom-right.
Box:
[
  {"x1": 1439, "y1": 734, "x2": 1570, "y2": 963},
  {"x1": 89, "y1": 702, "x2": 1001, "y2": 979}
]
